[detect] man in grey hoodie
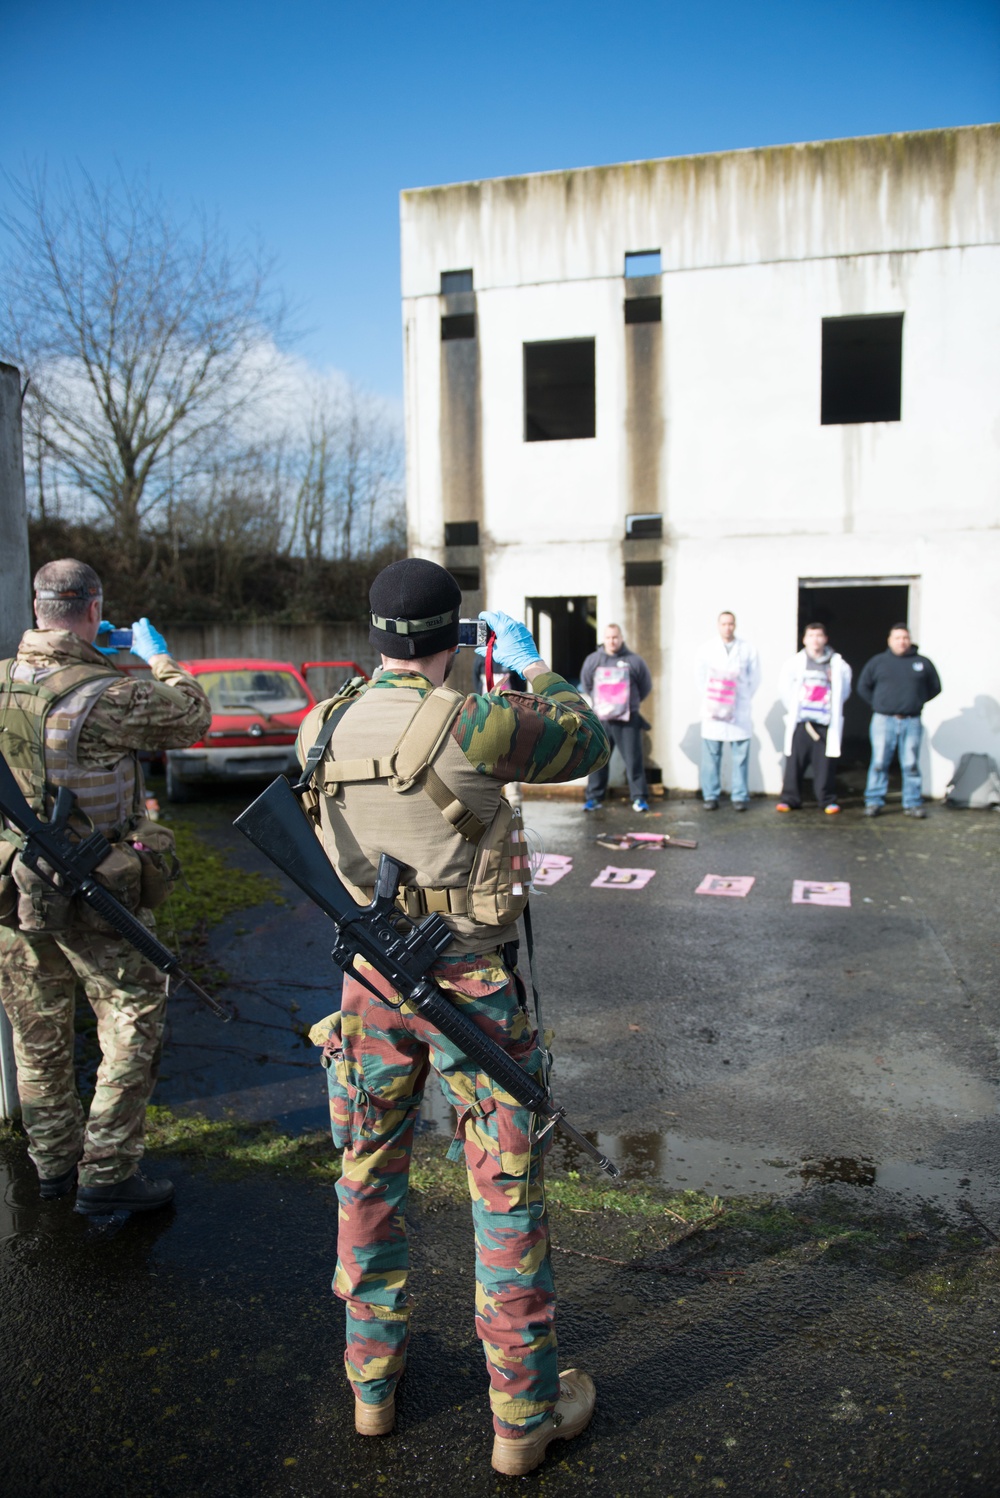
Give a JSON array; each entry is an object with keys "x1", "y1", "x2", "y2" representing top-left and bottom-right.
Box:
[{"x1": 777, "y1": 623, "x2": 852, "y2": 815}]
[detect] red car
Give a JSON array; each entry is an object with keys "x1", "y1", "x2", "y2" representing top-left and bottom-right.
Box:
[{"x1": 163, "y1": 657, "x2": 367, "y2": 801}]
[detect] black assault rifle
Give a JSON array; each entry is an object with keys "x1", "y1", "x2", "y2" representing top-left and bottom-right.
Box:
[
  {"x1": 0, "y1": 750, "x2": 230, "y2": 1021},
  {"x1": 234, "y1": 774, "x2": 621, "y2": 1179}
]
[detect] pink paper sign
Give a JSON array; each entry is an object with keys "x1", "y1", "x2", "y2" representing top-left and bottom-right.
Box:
[
  {"x1": 533, "y1": 854, "x2": 573, "y2": 888},
  {"x1": 792, "y1": 881, "x2": 851, "y2": 907},
  {"x1": 696, "y1": 875, "x2": 756, "y2": 898},
  {"x1": 591, "y1": 865, "x2": 656, "y2": 890}
]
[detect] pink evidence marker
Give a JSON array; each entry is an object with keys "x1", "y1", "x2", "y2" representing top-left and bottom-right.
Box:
[
  {"x1": 533, "y1": 854, "x2": 573, "y2": 887},
  {"x1": 695, "y1": 875, "x2": 756, "y2": 898},
  {"x1": 591, "y1": 865, "x2": 656, "y2": 890},
  {"x1": 792, "y1": 881, "x2": 851, "y2": 907}
]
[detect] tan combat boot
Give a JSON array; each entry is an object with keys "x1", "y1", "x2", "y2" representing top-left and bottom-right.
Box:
[
  {"x1": 354, "y1": 1393, "x2": 395, "y2": 1435},
  {"x1": 491, "y1": 1369, "x2": 596, "y2": 1476}
]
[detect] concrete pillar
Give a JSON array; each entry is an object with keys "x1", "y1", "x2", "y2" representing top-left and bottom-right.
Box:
[{"x1": 0, "y1": 361, "x2": 32, "y2": 1118}]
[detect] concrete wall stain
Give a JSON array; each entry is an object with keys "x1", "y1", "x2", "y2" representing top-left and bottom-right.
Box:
[
  {"x1": 623, "y1": 285, "x2": 665, "y2": 779},
  {"x1": 439, "y1": 296, "x2": 484, "y2": 692}
]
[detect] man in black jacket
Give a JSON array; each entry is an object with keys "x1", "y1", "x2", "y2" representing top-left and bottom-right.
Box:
[
  {"x1": 580, "y1": 624, "x2": 653, "y2": 812},
  {"x1": 857, "y1": 624, "x2": 941, "y2": 818}
]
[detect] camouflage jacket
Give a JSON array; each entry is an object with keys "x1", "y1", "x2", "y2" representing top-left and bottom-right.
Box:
[
  {"x1": 8, "y1": 630, "x2": 211, "y2": 764},
  {"x1": 356, "y1": 667, "x2": 609, "y2": 783}
]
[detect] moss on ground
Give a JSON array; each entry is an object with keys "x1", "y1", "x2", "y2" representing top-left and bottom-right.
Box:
[
  {"x1": 155, "y1": 817, "x2": 285, "y2": 947},
  {"x1": 136, "y1": 1106, "x2": 1000, "y2": 1296}
]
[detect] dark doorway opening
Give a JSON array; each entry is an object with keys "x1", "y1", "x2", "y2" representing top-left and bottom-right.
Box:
[
  {"x1": 797, "y1": 581, "x2": 911, "y2": 773},
  {"x1": 526, "y1": 597, "x2": 597, "y2": 685}
]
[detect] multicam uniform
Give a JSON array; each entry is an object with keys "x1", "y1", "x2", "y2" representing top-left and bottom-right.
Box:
[
  {"x1": 0, "y1": 629, "x2": 210, "y2": 1188},
  {"x1": 299, "y1": 668, "x2": 608, "y2": 1439}
]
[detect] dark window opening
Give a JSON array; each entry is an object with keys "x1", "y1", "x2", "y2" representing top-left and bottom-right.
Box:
[
  {"x1": 625, "y1": 296, "x2": 661, "y2": 325},
  {"x1": 526, "y1": 596, "x2": 597, "y2": 684},
  {"x1": 625, "y1": 561, "x2": 662, "y2": 587},
  {"x1": 625, "y1": 250, "x2": 661, "y2": 277},
  {"x1": 441, "y1": 313, "x2": 476, "y2": 341},
  {"x1": 444, "y1": 521, "x2": 479, "y2": 547},
  {"x1": 441, "y1": 269, "x2": 473, "y2": 294},
  {"x1": 625, "y1": 513, "x2": 663, "y2": 539},
  {"x1": 449, "y1": 567, "x2": 480, "y2": 592},
  {"x1": 821, "y1": 314, "x2": 903, "y2": 425},
  {"x1": 524, "y1": 339, "x2": 595, "y2": 442}
]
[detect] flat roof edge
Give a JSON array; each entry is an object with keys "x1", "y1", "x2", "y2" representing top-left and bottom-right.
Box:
[{"x1": 399, "y1": 123, "x2": 1000, "y2": 200}]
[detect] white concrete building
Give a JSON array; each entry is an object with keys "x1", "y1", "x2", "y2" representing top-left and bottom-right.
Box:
[{"x1": 400, "y1": 125, "x2": 1000, "y2": 797}]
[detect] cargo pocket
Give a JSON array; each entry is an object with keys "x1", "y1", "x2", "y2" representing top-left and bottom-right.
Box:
[
  {"x1": 345, "y1": 1075, "x2": 424, "y2": 1156},
  {"x1": 310, "y1": 1011, "x2": 351, "y2": 1151},
  {"x1": 448, "y1": 1034, "x2": 548, "y2": 1180}
]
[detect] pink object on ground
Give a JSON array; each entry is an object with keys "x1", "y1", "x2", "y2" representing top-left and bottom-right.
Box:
[
  {"x1": 792, "y1": 881, "x2": 851, "y2": 906},
  {"x1": 695, "y1": 875, "x2": 756, "y2": 898},
  {"x1": 591, "y1": 866, "x2": 656, "y2": 889},
  {"x1": 533, "y1": 854, "x2": 573, "y2": 887}
]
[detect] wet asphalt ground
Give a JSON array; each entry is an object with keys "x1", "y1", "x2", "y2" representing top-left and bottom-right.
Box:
[{"x1": 1, "y1": 784, "x2": 998, "y2": 1496}]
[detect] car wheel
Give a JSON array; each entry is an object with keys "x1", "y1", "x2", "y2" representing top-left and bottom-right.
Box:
[{"x1": 165, "y1": 758, "x2": 194, "y2": 803}]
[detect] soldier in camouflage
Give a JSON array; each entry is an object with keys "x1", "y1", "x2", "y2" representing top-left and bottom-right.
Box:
[
  {"x1": 0, "y1": 559, "x2": 210, "y2": 1213},
  {"x1": 298, "y1": 558, "x2": 609, "y2": 1477}
]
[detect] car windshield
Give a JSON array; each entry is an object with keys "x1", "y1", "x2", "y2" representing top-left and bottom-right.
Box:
[{"x1": 198, "y1": 670, "x2": 309, "y2": 715}]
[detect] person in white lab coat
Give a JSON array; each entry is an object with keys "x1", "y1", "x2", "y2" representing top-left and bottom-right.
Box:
[{"x1": 696, "y1": 612, "x2": 761, "y2": 810}]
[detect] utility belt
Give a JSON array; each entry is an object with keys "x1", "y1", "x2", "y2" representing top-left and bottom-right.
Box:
[
  {"x1": 0, "y1": 815, "x2": 180, "y2": 935},
  {"x1": 389, "y1": 884, "x2": 470, "y2": 919}
]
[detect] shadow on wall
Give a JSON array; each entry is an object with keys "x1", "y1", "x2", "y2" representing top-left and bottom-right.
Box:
[
  {"x1": 764, "y1": 699, "x2": 786, "y2": 755},
  {"x1": 931, "y1": 696, "x2": 1000, "y2": 769}
]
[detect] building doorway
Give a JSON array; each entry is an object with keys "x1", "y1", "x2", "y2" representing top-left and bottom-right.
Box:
[
  {"x1": 797, "y1": 578, "x2": 913, "y2": 768},
  {"x1": 526, "y1": 597, "x2": 597, "y2": 684}
]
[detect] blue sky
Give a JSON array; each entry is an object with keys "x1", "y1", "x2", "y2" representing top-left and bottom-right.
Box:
[{"x1": 2, "y1": 0, "x2": 997, "y2": 401}]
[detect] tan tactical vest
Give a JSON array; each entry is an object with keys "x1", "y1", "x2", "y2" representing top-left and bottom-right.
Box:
[{"x1": 302, "y1": 681, "x2": 528, "y2": 956}]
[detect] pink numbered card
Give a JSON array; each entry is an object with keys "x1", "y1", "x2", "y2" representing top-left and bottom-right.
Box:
[
  {"x1": 593, "y1": 666, "x2": 631, "y2": 722},
  {"x1": 705, "y1": 669, "x2": 737, "y2": 722},
  {"x1": 695, "y1": 875, "x2": 756, "y2": 898},
  {"x1": 533, "y1": 854, "x2": 573, "y2": 888},
  {"x1": 792, "y1": 881, "x2": 851, "y2": 907},
  {"x1": 591, "y1": 865, "x2": 656, "y2": 890}
]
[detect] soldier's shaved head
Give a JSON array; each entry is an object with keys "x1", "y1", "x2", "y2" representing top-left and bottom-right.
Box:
[{"x1": 34, "y1": 560, "x2": 102, "y2": 628}]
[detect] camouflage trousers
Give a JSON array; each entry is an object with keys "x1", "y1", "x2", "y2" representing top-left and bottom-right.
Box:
[
  {"x1": 0, "y1": 923, "x2": 167, "y2": 1187},
  {"x1": 326, "y1": 953, "x2": 558, "y2": 1437}
]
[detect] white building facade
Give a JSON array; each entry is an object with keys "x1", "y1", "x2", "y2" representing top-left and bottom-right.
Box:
[{"x1": 400, "y1": 126, "x2": 1000, "y2": 797}]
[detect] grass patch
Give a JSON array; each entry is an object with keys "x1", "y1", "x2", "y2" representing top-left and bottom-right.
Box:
[
  {"x1": 145, "y1": 1106, "x2": 340, "y2": 1182},
  {"x1": 155, "y1": 820, "x2": 285, "y2": 945}
]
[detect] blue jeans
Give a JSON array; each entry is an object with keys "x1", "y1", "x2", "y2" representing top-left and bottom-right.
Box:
[
  {"x1": 700, "y1": 736, "x2": 750, "y2": 804},
  {"x1": 865, "y1": 714, "x2": 923, "y2": 809}
]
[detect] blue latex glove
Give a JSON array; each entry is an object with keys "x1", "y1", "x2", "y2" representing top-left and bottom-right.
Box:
[
  {"x1": 130, "y1": 617, "x2": 169, "y2": 662},
  {"x1": 94, "y1": 620, "x2": 118, "y2": 657},
  {"x1": 476, "y1": 610, "x2": 543, "y2": 676}
]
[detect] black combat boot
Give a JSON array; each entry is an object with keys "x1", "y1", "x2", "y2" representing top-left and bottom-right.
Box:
[
  {"x1": 39, "y1": 1162, "x2": 79, "y2": 1200},
  {"x1": 75, "y1": 1172, "x2": 174, "y2": 1215}
]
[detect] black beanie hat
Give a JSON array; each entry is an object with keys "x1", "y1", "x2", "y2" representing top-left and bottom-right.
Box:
[{"x1": 369, "y1": 558, "x2": 463, "y2": 659}]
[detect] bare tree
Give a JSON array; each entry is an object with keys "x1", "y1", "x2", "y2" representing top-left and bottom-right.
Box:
[
  {"x1": 1, "y1": 166, "x2": 285, "y2": 569},
  {"x1": 287, "y1": 381, "x2": 404, "y2": 564}
]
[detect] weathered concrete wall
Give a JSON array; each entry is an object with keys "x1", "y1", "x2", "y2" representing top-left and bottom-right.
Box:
[
  {"x1": 401, "y1": 127, "x2": 1000, "y2": 797},
  {"x1": 402, "y1": 127, "x2": 999, "y2": 294}
]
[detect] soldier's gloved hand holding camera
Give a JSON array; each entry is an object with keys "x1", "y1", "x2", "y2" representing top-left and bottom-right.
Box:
[
  {"x1": 130, "y1": 618, "x2": 170, "y2": 663},
  {"x1": 94, "y1": 620, "x2": 119, "y2": 657},
  {"x1": 476, "y1": 611, "x2": 544, "y2": 677}
]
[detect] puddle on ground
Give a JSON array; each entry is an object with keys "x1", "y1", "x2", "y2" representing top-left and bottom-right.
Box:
[{"x1": 415, "y1": 1085, "x2": 990, "y2": 1209}]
